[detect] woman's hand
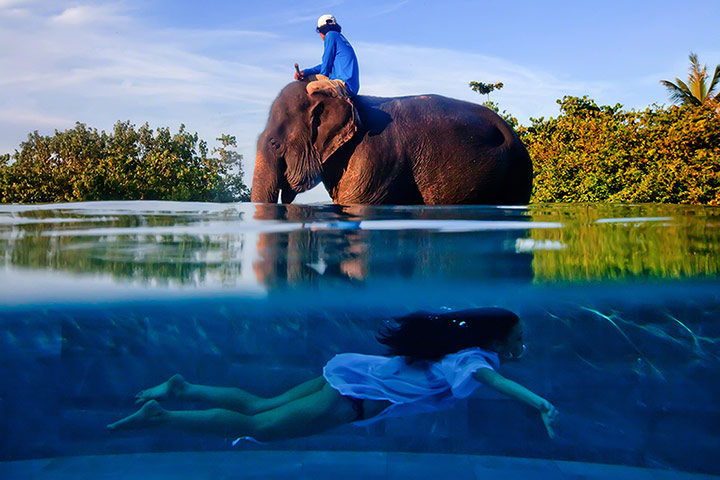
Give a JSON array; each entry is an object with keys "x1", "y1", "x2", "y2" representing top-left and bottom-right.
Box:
[
  {"x1": 540, "y1": 401, "x2": 559, "y2": 439},
  {"x1": 473, "y1": 369, "x2": 560, "y2": 439}
]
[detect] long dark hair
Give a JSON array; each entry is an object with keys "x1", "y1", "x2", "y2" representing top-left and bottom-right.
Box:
[{"x1": 377, "y1": 308, "x2": 519, "y2": 362}]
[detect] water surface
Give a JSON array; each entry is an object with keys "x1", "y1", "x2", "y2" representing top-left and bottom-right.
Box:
[{"x1": 0, "y1": 201, "x2": 718, "y2": 476}]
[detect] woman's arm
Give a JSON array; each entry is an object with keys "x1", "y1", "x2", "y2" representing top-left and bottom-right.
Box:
[{"x1": 472, "y1": 368, "x2": 559, "y2": 438}]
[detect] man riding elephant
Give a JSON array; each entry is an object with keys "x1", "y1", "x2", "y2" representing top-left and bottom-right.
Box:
[
  {"x1": 295, "y1": 14, "x2": 360, "y2": 99},
  {"x1": 251, "y1": 15, "x2": 532, "y2": 206},
  {"x1": 250, "y1": 79, "x2": 533, "y2": 205}
]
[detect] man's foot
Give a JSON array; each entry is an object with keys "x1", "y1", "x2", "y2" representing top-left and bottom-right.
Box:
[
  {"x1": 135, "y1": 374, "x2": 188, "y2": 405},
  {"x1": 107, "y1": 400, "x2": 166, "y2": 431}
]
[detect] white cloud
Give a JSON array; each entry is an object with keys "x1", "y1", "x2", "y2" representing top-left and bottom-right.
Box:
[
  {"x1": 49, "y1": 5, "x2": 122, "y2": 24},
  {"x1": 0, "y1": 2, "x2": 291, "y2": 149},
  {"x1": 364, "y1": 0, "x2": 411, "y2": 17},
  {"x1": 354, "y1": 42, "x2": 609, "y2": 123},
  {"x1": 0, "y1": 0, "x2": 31, "y2": 8},
  {"x1": 2, "y1": 109, "x2": 74, "y2": 127}
]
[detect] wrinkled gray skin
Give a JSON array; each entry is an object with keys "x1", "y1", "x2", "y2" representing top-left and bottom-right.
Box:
[{"x1": 252, "y1": 81, "x2": 532, "y2": 205}]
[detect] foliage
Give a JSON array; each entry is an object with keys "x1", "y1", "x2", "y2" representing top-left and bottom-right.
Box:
[
  {"x1": 0, "y1": 122, "x2": 250, "y2": 204},
  {"x1": 520, "y1": 96, "x2": 720, "y2": 205},
  {"x1": 212, "y1": 134, "x2": 252, "y2": 202},
  {"x1": 660, "y1": 52, "x2": 720, "y2": 106},
  {"x1": 469, "y1": 82, "x2": 505, "y2": 124},
  {"x1": 469, "y1": 81, "x2": 504, "y2": 102}
]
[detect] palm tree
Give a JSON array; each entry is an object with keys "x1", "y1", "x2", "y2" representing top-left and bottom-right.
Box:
[{"x1": 661, "y1": 52, "x2": 720, "y2": 106}]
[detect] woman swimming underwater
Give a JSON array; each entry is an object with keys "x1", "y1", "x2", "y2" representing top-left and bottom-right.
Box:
[{"x1": 107, "y1": 308, "x2": 559, "y2": 440}]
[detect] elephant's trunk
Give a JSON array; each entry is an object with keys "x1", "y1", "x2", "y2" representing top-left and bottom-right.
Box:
[{"x1": 251, "y1": 149, "x2": 280, "y2": 203}]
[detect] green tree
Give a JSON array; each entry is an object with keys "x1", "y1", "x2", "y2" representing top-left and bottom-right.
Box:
[
  {"x1": 468, "y1": 81, "x2": 504, "y2": 101},
  {"x1": 660, "y1": 52, "x2": 720, "y2": 106},
  {"x1": 212, "y1": 134, "x2": 251, "y2": 202},
  {"x1": 0, "y1": 122, "x2": 250, "y2": 203}
]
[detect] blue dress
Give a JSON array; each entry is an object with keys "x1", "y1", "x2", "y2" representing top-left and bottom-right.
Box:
[{"x1": 323, "y1": 347, "x2": 499, "y2": 426}]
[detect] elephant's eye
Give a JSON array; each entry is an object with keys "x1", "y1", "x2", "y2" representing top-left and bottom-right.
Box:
[{"x1": 269, "y1": 138, "x2": 280, "y2": 151}]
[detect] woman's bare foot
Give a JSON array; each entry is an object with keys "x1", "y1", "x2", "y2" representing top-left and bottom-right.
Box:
[
  {"x1": 107, "y1": 400, "x2": 166, "y2": 431},
  {"x1": 135, "y1": 374, "x2": 188, "y2": 405}
]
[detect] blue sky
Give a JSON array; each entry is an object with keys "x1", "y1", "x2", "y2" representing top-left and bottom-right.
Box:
[{"x1": 2, "y1": 0, "x2": 719, "y2": 202}]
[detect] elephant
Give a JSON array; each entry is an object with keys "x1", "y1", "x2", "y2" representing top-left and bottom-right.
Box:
[{"x1": 251, "y1": 81, "x2": 532, "y2": 205}]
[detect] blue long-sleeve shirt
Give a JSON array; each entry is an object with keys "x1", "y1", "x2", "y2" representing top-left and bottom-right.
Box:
[{"x1": 304, "y1": 31, "x2": 360, "y2": 96}]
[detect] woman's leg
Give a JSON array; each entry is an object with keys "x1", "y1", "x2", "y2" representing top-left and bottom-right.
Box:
[
  {"x1": 135, "y1": 374, "x2": 325, "y2": 415},
  {"x1": 109, "y1": 382, "x2": 358, "y2": 442}
]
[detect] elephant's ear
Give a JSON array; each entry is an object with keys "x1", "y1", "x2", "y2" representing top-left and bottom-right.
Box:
[{"x1": 309, "y1": 94, "x2": 358, "y2": 163}]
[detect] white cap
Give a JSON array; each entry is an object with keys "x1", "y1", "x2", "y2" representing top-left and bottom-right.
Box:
[{"x1": 316, "y1": 14, "x2": 337, "y2": 30}]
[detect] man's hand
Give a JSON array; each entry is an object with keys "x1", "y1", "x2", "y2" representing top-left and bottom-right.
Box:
[{"x1": 294, "y1": 63, "x2": 305, "y2": 80}]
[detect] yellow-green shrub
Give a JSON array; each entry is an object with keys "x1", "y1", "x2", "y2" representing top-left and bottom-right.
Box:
[{"x1": 521, "y1": 97, "x2": 720, "y2": 205}]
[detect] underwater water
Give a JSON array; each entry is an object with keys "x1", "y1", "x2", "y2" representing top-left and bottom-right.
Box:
[{"x1": 0, "y1": 201, "x2": 719, "y2": 479}]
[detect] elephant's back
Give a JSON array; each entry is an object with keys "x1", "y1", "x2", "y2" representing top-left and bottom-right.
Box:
[
  {"x1": 354, "y1": 94, "x2": 532, "y2": 205},
  {"x1": 359, "y1": 94, "x2": 507, "y2": 147}
]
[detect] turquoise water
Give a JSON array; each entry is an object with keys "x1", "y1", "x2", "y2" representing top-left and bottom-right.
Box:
[{"x1": 1, "y1": 201, "x2": 719, "y2": 478}]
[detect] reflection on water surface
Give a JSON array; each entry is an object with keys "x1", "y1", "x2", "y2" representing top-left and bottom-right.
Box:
[{"x1": 1, "y1": 202, "x2": 718, "y2": 300}]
